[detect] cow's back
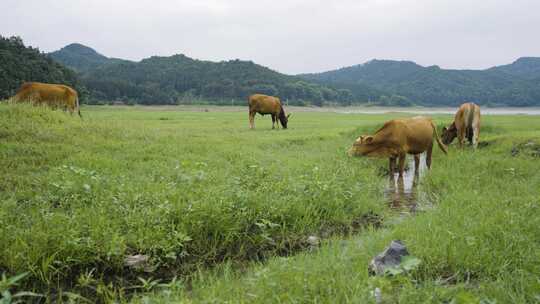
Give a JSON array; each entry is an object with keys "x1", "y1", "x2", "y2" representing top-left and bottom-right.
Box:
[
  {"x1": 380, "y1": 117, "x2": 434, "y2": 154},
  {"x1": 403, "y1": 117, "x2": 435, "y2": 153},
  {"x1": 13, "y1": 82, "x2": 78, "y2": 110},
  {"x1": 248, "y1": 94, "x2": 281, "y2": 114},
  {"x1": 455, "y1": 102, "x2": 479, "y2": 130}
]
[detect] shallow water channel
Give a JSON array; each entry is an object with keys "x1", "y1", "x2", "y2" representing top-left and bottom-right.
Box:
[{"x1": 384, "y1": 153, "x2": 432, "y2": 216}]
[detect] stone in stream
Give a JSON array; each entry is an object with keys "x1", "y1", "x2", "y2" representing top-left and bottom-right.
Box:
[{"x1": 368, "y1": 240, "x2": 409, "y2": 275}]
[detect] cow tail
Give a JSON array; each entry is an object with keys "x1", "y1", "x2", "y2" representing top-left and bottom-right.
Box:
[{"x1": 431, "y1": 121, "x2": 447, "y2": 154}]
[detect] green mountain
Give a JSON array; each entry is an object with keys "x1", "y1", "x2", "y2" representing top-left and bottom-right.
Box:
[
  {"x1": 49, "y1": 44, "x2": 357, "y2": 105},
  {"x1": 301, "y1": 58, "x2": 540, "y2": 106},
  {"x1": 48, "y1": 43, "x2": 128, "y2": 73},
  {"x1": 0, "y1": 36, "x2": 80, "y2": 100},
  {"x1": 489, "y1": 57, "x2": 540, "y2": 79},
  {"x1": 44, "y1": 41, "x2": 540, "y2": 107},
  {"x1": 301, "y1": 59, "x2": 425, "y2": 88}
]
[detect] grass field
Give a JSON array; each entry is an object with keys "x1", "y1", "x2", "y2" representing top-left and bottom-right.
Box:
[{"x1": 1, "y1": 104, "x2": 539, "y2": 303}]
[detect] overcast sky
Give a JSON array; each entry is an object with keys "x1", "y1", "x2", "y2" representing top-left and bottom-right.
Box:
[{"x1": 1, "y1": 0, "x2": 539, "y2": 74}]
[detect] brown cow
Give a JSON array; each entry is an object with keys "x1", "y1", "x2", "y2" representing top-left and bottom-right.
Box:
[
  {"x1": 248, "y1": 94, "x2": 290, "y2": 129},
  {"x1": 11, "y1": 82, "x2": 82, "y2": 118},
  {"x1": 441, "y1": 102, "x2": 480, "y2": 148},
  {"x1": 348, "y1": 116, "x2": 447, "y2": 177}
]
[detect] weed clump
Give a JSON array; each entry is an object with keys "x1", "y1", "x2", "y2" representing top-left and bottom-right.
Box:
[{"x1": 511, "y1": 140, "x2": 540, "y2": 157}]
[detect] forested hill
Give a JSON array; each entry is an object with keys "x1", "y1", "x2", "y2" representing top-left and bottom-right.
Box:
[
  {"x1": 4, "y1": 36, "x2": 540, "y2": 106},
  {"x1": 49, "y1": 44, "x2": 357, "y2": 105},
  {"x1": 48, "y1": 43, "x2": 129, "y2": 73},
  {"x1": 489, "y1": 57, "x2": 540, "y2": 79},
  {"x1": 301, "y1": 58, "x2": 540, "y2": 106},
  {"x1": 0, "y1": 36, "x2": 80, "y2": 100}
]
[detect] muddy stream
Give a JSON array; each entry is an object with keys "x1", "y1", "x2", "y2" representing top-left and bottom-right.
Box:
[{"x1": 384, "y1": 153, "x2": 433, "y2": 218}]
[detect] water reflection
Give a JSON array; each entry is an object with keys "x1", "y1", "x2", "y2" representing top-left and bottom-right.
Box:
[{"x1": 385, "y1": 153, "x2": 427, "y2": 213}]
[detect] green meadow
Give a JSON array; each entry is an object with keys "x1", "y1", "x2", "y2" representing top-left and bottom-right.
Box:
[{"x1": 1, "y1": 104, "x2": 539, "y2": 303}]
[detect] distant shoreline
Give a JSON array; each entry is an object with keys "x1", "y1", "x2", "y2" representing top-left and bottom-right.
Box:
[{"x1": 83, "y1": 104, "x2": 540, "y2": 115}]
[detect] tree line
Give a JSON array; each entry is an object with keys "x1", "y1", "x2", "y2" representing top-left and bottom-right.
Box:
[
  {"x1": 78, "y1": 55, "x2": 357, "y2": 106},
  {"x1": 302, "y1": 59, "x2": 540, "y2": 107},
  {"x1": 4, "y1": 36, "x2": 540, "y2": 106},
  {"x1": 0, "y1": 36, "x2": 81, "y2": 100}
]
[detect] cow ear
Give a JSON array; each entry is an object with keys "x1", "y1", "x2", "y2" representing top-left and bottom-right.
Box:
[
  {"x1": 287, "y1": 113, "x2": 291, "y2": 119},
  {"x1": 364, "y1": 136, "x2": 374, "y2": 143},
  {"x1": 442, "y1": 126, "x2": 447, "y2": 132}
]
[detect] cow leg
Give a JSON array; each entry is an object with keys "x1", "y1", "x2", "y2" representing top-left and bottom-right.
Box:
[
  {"x1": 466, "y1": 127, "x2": 474, "y2": 146},
  {"x1": 271, "y1": 114, "x2": 276, "y2": 129},
  {"x1": 414, "y1": 154, "x2": 420, "y2": 175},
  {"x1": 472, "y1": 128, "x2": 479, "y2": 149},
  {"x1": 426, "y1": 144, "x2": 433, "y2": 169},
  {"x1": 458, "y1": 127, "x2": 466, "y2": 148},
  {"x1": 472, "y1": 119, "x2": 480, "y2": 149},
  {"x1": 398, "y1": 154, "x2": 406, "y2": 177},
  {"x1": 389, "y1": 157, "x2": 396, "y2": 175},
  {"x1": 411, "y1": 171, "x2": 419, "y2": 189},
  {"x1": 249, "y1": 111, "x2": 255, "y2": 129}
]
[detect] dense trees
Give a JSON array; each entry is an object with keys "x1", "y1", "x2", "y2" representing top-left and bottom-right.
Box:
[
  {"x1": 0, "y1": 36, "x2": 80, "y2": 100},
  {"x1": 50, "y1": 45, "x2": 357, "y2": 106},
  {"x1": 3, "y1": 37, "x2": 540, "y2": 106},
  {"x1": 48, "y1": 43, "x2": 128, "y2": 73},
  {"x1": 302, "y1": 59, "x2": 540, "y2": 106}
]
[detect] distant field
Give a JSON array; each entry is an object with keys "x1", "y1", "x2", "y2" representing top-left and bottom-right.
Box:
[{"x1": 1, "y1": 104, "x2": 539, "y2": 303}]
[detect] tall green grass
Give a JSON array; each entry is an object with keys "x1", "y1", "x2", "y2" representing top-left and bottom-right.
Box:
[
  {"x1": 1, "y1": 104, "x2": 399, "y2": 301},
  {"x1": 133, "y1": 111, "x2": 540, "y2": 303},
  {"x1": 1, "y1": 104, "x2": 539, "y2": 302}
]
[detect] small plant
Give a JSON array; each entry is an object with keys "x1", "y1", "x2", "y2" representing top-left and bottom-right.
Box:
[
  {"x1": 0, "y1": 272, "x2": 42, "y2": 304},
  {"x1": 384, "y1": 256, "x2": 422, "y2": 276},
  {"x1": 135, "y1": 277, "x2": 162, "y2": 293}
]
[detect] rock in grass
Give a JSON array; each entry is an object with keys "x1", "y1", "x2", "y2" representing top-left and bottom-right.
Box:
[
  {"x1": 368, "y1": 240, "x2": 409, "y2": 275},
  {"x1": 306, "y1": 236, "x2": 320, "y2": 246},
  {"x1": 124, "y1": 254, "x2": 153, "y2": 272}
]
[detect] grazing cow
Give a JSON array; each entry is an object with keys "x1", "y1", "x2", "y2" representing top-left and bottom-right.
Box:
[
  {"x1": 348, "y1": 116, "x2": 447, "y2": 177},
  {"x1": 442, "y1": 102, "x2": 480, "y2": 148},
  {"x1": 248, "y1": 94, "x2": 290, "y2": 129},
  {"x1": 11, "y1": 82, "x2": 82, "y2": 118}
]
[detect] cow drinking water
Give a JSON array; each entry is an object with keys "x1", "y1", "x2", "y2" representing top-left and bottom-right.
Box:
[
  {"x1": 441, "y1": 102, "x2": 481, "y2": 149},
  {"x1": 348, "y1": 116, "x2": 447, "y2": 177},
  {"x1": 248, "y1": 94, "x2": 290, "y2": 129}
]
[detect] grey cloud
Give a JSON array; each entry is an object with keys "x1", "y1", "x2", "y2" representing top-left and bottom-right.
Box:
[{"x1": 1, "y1": 0, "x2": 539, "y2": 74}]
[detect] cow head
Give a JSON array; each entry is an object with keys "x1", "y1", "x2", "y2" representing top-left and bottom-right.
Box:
[
  {"x1": 441, "y1": 123, "x2": 457, "y2": 145},
  {"x1": 279, "y1": 110, "x2": 290, "y2": 129},
  {"x1": 348, "y1": 135, "x2": 375, "y2": 156},
  {"x1": 348, "y1": 135, "x2": 396, "y2": 157}
]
